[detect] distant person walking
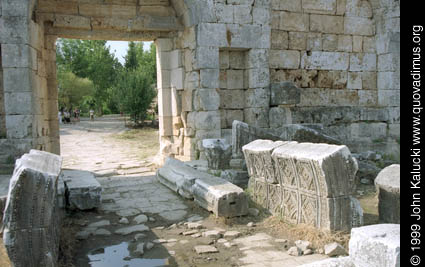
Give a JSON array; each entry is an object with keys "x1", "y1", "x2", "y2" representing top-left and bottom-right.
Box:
[{"x1": 90, "y1": 109, "x2": 94, "y2": 121}]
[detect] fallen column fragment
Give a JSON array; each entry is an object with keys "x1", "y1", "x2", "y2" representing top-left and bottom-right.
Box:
[
  {"x1": 375, "y1": 164, "x2": 400, "y2": 223},
  {"x1": 2, "y1": 150, "x2": 62, "y2": 267},
  {"x1": 156, "y1": 158, "x2": 198, "y2": 199},
  {"x1": 193, "y1": 175, "x2": 248, "y2": 218},
  {"x1": 157, "y1": 158, "x2": 248, "y2": 217}
]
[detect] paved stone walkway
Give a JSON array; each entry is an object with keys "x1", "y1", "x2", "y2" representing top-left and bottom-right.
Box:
[{"x1": 59, "y1": 116, "x2": 329, "y2": 266}]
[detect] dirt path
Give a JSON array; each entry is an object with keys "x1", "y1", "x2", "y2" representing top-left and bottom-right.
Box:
[{"x1": 60, "y1": 116, "x2": 331, "y2": 267}]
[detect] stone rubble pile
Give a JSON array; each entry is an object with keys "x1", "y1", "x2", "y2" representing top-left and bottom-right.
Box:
[
  {"x1": 243, "y1": 139, "x2": 361, "y2": 231},
  {"x1": 2, "y1": 150, "x2": 62, "y2": 267},
  {"x1": 157, "y1": 157, "x2": 248, "y2": 217}
]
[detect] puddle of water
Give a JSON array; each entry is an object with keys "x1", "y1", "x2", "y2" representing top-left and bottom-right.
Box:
[{"x1": 88, "y1": 242, "x2": 167, "y2": 267}]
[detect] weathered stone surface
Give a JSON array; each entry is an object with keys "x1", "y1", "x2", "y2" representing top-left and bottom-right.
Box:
[
  {"x1": 220, "y1": 169, "x2": 249, "y2": 188},
  {"x1": 242, "y1": 140, "x2": 288, "y2": 184},
  {"x1": 277, "y1": 124, "x2": 341, "y2": 145},
  {"x1": 245, "y1": 140, "x2": 358, "y2": 231},
  {"x1": 375, "y1": 164, "x2": 400, "y2": 223},
  {"x1": 350, "y1": 196, "x2": 364, "y2": 227},
  {"x1": 270, "y1": 82, "x2": 300, "y2": 105},
  {"x1": 349, "y1": 224, "x2": 400, "y2": 267},
  {"x1": 2, "y1": 150, "x2": 62, "y2": 267},
  {"x1": 115, "y1": 224, "x2": 149, "y2": 235},
  {"x1": 299, "y1": 257, "x2": 355, "y2": 267},
  {"x1": 61, "y1": 169, "x2": 102, "y2": 210},
  {"x1": 232, "y1": 120, "x2": 282, "y2": 159},
  {"x1": 156, "y1": 157, "x2": 198, "y2": 199},
  {"x1": 192, "y1": 173, "x2": 248, "y2": 218},
  {"x1": 202, "y1": 139, "x2": 232, "y2": 170}
]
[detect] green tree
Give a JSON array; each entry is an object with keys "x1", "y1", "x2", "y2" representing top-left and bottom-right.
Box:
[
  {"x1": 114, "y1": 69, "x2": 156, "y2": 125},
  {"x1": 57, "y1": 69, "x2": 95, "y2": 110},
  {"x1": 124, "y1": 41, "x2": 138, "y2": 70},
  {"x1": 56, "y1": 39, "x2": 121, "y2": 114}
]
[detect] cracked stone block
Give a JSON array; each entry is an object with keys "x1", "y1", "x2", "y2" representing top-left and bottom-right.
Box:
[
  {"x1": 232, "y1": 120, "x2": 282, "y2": 159},
  {"x1": 192, "y1": 173, "x2": 248, "y2": 218},
  {"x1": 61, "y1": 169, "x2": 102, "y2": 210},
  {"x1": 375, "y1": 164, "x2": 400, "y2": 223},
  {"x1": 202, "y1": 139, "x2": 232, "y2": 170},
  {"x1": 242, "y1": 139, "x2": 289, "y2": 184},
  {"x1": 278, "y1": 124, "x2": 341, "y2": 145},
  {"x1": 2, "y1": 150, "x2": 62, "y2": 267},
  {"x1": 220, "y1": 169, "x2": 249, "y2": 189},
  {"x1": 349, "y1": 224, "x2": 400, "y2": 267}
]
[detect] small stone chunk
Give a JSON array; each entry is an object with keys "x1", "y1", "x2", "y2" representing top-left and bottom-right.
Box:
[
  {"x1": 224, "y1": 231, "x2": 241, "y2": 238},
  {"x1": 295, "y1": 240, "x2": 312, "y2": 252},
  {"x1": 153, "y1": 239, "x2": 167, "y2": 244},
  {"x1": 135, "y1": 243, "x2": 144, "y2": 255},
  {"x1": 94, "y1": 229, "x2": 112, "y2": 236},
  {"x1": 168, "y1": 239, "x2": 177, "y2": 243},
  {"x1": 119, "y1": 218, "x2": 129, "y2": 224},
  {"x1": 288, "y1": 246, "x2": 302, "y2": 256},
  {"x1": 155, "y1": 226, "x2": 165, "y2": 230},
  {"x1": 194, "y1": 245, "x2": 219, "y2": 254},
  {"x1": 303, "y1": 249, "x2": 314, "y2": 255},
  {"x1": 247, "y1": 222, "x2": 255, "y2": 227},
  {"x1": 275, "y1": 239, "x2": 288, "y2": 244},
  {"x1": 134, "y1": 214, "x2": 148, "y2": 224},
  {"x1": 88, "y1": 220, "x2": 110, "y2": 228},
  {"x1": 168, "y1": 223, "x2": 178, "y2": 229},
  {"x1": 217, "y1": 239, "x2": 228, "y2": 243},
  {"x1": 149, "y1": 217, "x2": 156, "y2": 222},
  {"x1": 324, "y1": 242, "x2": 347, "y2": 257},
  {"x1": 223, "y1": 242, "x2": 236, "y2": 248},
  {"x1": 191, "y1": 233, "x2": 202, "y2": 238},
  {"x1": 186, "y1": 222, "x2": 203, "y2": 229},
  {"x1": 183, "y1": 230, "x2": 199, "y2": 236},
  {"x1": 202, "y1": 230, "x2": 222, "y2": 239},
  {"x1": 145, "y1": 242, "x2": 154, "y2": 250},
  {"x1": 115, "y1": 224, "x2": 149, "y2": 235},
  {"x1": 134, "y1": 233, "x2": 146, "y2": 241}
]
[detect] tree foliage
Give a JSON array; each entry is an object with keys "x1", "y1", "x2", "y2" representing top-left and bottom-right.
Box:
[{"x1": 56, "y1": 39, "x2": 157, "y2": 121}]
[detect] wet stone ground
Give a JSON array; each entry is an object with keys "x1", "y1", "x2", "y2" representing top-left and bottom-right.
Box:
[{"x1": 59, "y1": 116, "x2": 331, "y2": 267}]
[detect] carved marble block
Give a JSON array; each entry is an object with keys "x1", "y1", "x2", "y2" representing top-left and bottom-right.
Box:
[
  {"x1": 2, "y1": 150, "x2": 62, "y2": 267},
  {"x1": 375, "y1": 164, "x2": 400, "y2": 223},
  {"x1": 242, "y1": 139, "x2": 290, "y2": 184}
]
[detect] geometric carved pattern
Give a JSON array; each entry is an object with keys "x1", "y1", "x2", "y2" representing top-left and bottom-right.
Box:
[
  {"x1": 281, "y1": 188, "x2": 298, "y2": 224},
  {"x1": 267, "y1": 184, "x2": 282, "y2": 215},
  {"x1": 244, "y1": 141, "x2": 358, "y2": 231}
]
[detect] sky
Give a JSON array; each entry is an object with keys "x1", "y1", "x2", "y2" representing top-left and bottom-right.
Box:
[{"x1": 106, "y1": 41, "x2": 153, "y2": 64}]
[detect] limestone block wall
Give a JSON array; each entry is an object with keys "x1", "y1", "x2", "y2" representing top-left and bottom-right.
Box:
[
  {"x1": 0, "y1": 0, "x2": 59, "y2": 164},
  {"x1": 269, "y1": 0, "x2": 400, "y2": 158}
]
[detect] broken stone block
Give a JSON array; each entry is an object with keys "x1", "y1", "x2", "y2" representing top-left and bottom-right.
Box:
[
  {"x1": 192, "y1": 173, "x2": 248, "y2": 218},
  {"x1": 349, "y1": 224, "x2": 400, "y2": 267},
  {"x1": 61, "y1": 169, "x2": 102, "y2": 210},
  {"x1": 242, "y1": 139, "x2": 289, "y2": 184},
  {"x1": 156, "y1": 157, "x2": 198, "y2": 199},
  {"x1": 270, "y1": 82, "x2": 301, "y2": 105},
  {"x1": 202, "y1": 139, "x2": 232, "y2": 170},
  {"x1": 374, "y1": 164, "x2": 400, "y2": 223},
  {"x1": 324, "y1": 242, "x2": 347, "y2": 257},
  {"x1": 194, "y1": 245, "x2": 218, "y2": 254},
  {"x1": 2, "y1": 150, "x2": 62, "y2": 267},
  {"x1": 278, "y1": 124, "x2": 341, "y2": 145},
  {"x1": 232, "y1": 120, "x2": 282, "y2": 159}
]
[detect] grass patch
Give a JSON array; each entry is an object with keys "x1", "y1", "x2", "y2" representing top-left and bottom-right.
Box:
[{"x1": 110, "y1": 128, "x2": 159, "y2": 160}]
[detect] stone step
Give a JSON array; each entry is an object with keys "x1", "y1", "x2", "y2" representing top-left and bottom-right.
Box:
[{"x1": 61, "y1": 169, "x2": 102, "y2": 210}]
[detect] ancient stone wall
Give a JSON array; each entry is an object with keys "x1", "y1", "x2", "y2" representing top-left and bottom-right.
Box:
[
  {"x1": 0, "y1": 0, "x2": 400, "y2": 164},
  {"x1": 269, "y1": 0, "x2": 400, "y2": 158}
]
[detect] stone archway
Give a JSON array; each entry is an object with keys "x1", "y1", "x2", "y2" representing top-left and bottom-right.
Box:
[{"x1": 1, "y1": 0, "x2": 273, "y2": 164}]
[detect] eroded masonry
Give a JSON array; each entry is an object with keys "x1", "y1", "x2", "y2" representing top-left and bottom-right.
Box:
[{"x1": 0, "y1": 0, "x2": 400, "y2": 164}]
